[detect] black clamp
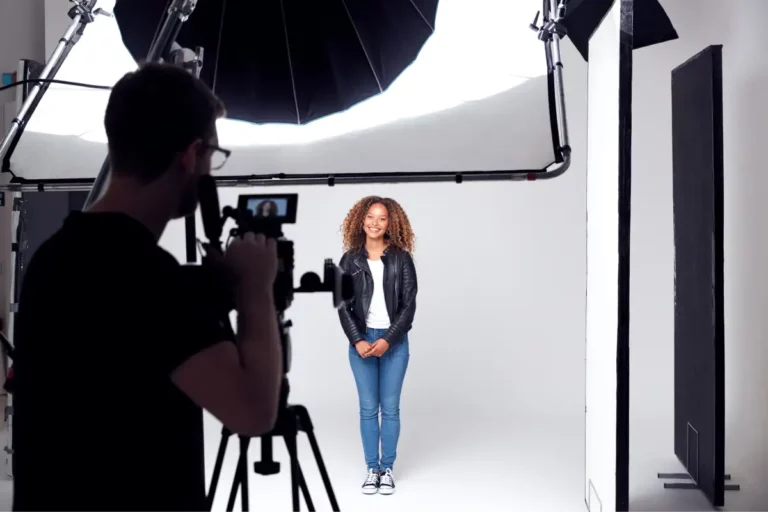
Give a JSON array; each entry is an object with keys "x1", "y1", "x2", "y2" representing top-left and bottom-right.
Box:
[{"x1": 530, "y1": 10, "x2": 568, "y2": 42}]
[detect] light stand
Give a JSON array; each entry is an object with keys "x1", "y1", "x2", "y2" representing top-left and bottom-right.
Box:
[
  {"x1": 82, "y1": 0, "x2": 200, "y2": 209},
  {"x1": 0, "y1": 0, "x2": 106, "y2": 169}
]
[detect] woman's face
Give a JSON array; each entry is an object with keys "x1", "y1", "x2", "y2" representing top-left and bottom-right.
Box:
[
  {"x1": 363, "y1": 203, "x2": 389, "y2": 241},
  {"x1": 257, "y1": 201, "x2": 276, "y2": 216}
]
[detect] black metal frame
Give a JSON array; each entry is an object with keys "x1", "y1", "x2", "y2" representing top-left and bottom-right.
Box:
[
  {"x1": 0, "y1": 0, "x2": 571, "y2": 191},
  {"x1": 615, "y1": 0, "x2": 633, "y2": 508}
]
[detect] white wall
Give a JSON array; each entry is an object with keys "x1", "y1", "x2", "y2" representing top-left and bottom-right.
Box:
[
  {"x1": 0, "y1": 0, "x2": 46, "y2": 105},
  {"x1": 631, "y1": 0, "x2": 767, "y2": 509},
  {"x1": 163, "y1": 163, "x2": 590, "y2": 419}
]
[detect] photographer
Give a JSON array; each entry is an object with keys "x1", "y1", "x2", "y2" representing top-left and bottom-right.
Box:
[{"x1": 11, "y1": 64, "x2": 282, "y2": 511}]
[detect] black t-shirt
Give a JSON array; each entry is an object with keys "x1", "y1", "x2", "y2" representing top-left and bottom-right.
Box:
[{"x1": 12, "y1": 212, "x2": 223, "y2": 511}]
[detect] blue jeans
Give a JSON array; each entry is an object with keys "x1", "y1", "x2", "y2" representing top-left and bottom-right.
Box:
[{"x1": 348, "y1": 328, "x2": 410, "y2": 472}]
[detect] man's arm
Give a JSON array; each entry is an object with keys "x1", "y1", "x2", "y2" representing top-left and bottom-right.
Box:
[{"x1": 171, "y1": 289, "x2": 283, "y2": 437}]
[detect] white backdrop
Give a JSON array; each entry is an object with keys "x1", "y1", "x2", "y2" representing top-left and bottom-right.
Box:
[{"x1": 158, "y1": 145, "x2": 590, "y2": 510}]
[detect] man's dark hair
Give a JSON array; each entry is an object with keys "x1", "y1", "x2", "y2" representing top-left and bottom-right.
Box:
[{"x1": 104, "y1": 63, "x2": 225, "y2": 183}]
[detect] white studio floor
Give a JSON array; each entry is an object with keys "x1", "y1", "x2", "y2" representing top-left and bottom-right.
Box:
[
  {"x1": 0, "y1": 412, "x2": 753, "y2": 512},
  {"x1": 202, "y1": 408, "x2": 584, "y2": 512}
]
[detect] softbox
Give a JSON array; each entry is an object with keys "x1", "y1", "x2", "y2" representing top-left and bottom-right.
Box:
[{"x1": 6, "y1": 0, "x2": 566, "y2": 187}]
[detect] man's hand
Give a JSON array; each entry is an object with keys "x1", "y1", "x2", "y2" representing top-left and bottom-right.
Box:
[
  {"x1": 224, "y1": 232, "x2": 278, "y2": 295},
  {"x1": 366, "y1": 339, "x2": 390, "y2": 358},
  {"x1": 355, "y1": 340, "x2": 372, "y2": 358}
]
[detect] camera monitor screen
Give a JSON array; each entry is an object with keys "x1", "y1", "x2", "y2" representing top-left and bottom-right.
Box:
[{"x1": 238, "y1": 194, "x2": 298, "y2": 224}]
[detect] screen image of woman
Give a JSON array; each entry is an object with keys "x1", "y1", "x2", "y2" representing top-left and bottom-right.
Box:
[
  {"x1": 337, "y1": 196, "x2": 417, "y2": 496},
  {"x1": 254, "y1": 199, "x2": 279, "y2": 217}
]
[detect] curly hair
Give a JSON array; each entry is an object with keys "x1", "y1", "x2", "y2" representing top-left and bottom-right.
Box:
[{"x1": 341, "y1": 196, "x2": 415, "y2": 254}]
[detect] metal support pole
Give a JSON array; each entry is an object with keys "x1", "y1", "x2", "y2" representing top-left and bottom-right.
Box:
[
  {"x1": 538, "y1": 0, "x2": 571, "y2": 179},
  {"x1": 1, "y1": 191, "x2": 20, "y2": 480},
  {"x1": 1, "y1": 61, "x2": 29, "y2": 480}
]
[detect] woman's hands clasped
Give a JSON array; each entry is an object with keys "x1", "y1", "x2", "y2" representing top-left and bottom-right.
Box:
[{"x1": 354, "y1": 339, "x2": 390, "y2": 358}]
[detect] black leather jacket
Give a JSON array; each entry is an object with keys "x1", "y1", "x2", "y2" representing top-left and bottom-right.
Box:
[{"x1": 337, "y1": 246, "x2": 417, "y2": 346}]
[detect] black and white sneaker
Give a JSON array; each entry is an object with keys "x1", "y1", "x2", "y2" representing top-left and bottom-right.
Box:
[
  {"x1": 362, "y1": 468, "x2": 380, "y2": 495},
  {"x1": 379, "y1": 469, "x2": 395, "y2": 495}
]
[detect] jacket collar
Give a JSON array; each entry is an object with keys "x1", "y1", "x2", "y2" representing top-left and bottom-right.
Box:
[{"x1": 353, "y1": 245, "x2": 394, "y2": 269}]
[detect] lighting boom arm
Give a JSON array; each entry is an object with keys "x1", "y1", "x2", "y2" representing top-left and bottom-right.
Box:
[{"x1": 530, "y1": 0, "x2": 571, "y2": 180}]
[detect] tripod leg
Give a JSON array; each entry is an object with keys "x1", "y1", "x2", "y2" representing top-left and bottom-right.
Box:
[
  {"x1": 207, "y1": 429, "x2": 232, "y2": 510},
  {"x1": 225, "y1": 437, "x2": 251, "y2": 512},
  {"x1": 239, "y1": 436, "x2": 251, "y2": 512},
  {"x1": 290, "y1": 405, "x2": 340, "y2": 511},
  {"x1": 297, "y1": 465, "x2": 316, "y2": 512},
  {"x1": 282, "y1": 433, "x2": 302, "y2": 512},
  {"x1": 226, "y1": 468, "x2": 240, "y2": 512}
]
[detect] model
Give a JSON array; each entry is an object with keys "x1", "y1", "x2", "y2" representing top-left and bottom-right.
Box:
[{"x1": 338, "y1": 196, "x2": 418, "y2": 496}]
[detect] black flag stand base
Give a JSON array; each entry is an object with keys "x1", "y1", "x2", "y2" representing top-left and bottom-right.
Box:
[
  {"x1": 207, "y1": 404, "x2": 340, "y2": 512},
  {"x1": 656, "y1": 423, "x2": 740, "y2": 501},
  {"x1": 656, "y1": 472, "x2": 741, "y2": 492}
]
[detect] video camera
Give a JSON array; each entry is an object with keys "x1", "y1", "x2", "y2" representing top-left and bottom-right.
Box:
[
  {"x1": 195, "y1": 174, "x2": 354, "y2": 370},
  {"x1": 219, "y1": 193, "x2": 352, "y2": 313},
  {"x1": 197, "y1": 175, "x2": 352, "y2": 310}
]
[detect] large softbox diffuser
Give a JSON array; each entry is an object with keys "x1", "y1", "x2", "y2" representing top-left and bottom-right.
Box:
[{"x1": 5, "y1": 0, "x2": 564, "y2": 187}]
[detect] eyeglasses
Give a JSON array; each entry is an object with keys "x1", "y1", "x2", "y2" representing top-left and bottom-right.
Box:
[{"x1": 203, "y1": 144, "x2": 231, "y2": 170}]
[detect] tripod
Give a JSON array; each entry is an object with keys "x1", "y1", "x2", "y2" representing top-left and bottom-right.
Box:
[{"x1": 206, "y1": 315, "x2": 340, "y2": 512}]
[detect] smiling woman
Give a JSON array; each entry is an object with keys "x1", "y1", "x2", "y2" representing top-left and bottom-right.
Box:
[{"x1": 337, "y1": 196, "x2": 418, "y2": 495}]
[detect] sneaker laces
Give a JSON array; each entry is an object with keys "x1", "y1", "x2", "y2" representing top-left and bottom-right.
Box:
[
  {"x1": 364, "y1": 470, "x2": 379, "y2": 486},
  {"x1": 380, "y1": 469, "x2": 394, "y2": 486}
]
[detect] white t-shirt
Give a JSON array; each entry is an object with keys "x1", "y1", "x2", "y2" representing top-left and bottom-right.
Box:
[{"x1": 366, "y1": 258, "x2": 391, "y2": 329}]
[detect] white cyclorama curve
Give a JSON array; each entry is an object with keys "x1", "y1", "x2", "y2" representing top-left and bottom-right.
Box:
[
  {"x1": 585, "y1": 2, "x2": 622, "y2": 512},
  {"x1": 10, "y1": 0, "x2": 557, "y2": 181}
]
